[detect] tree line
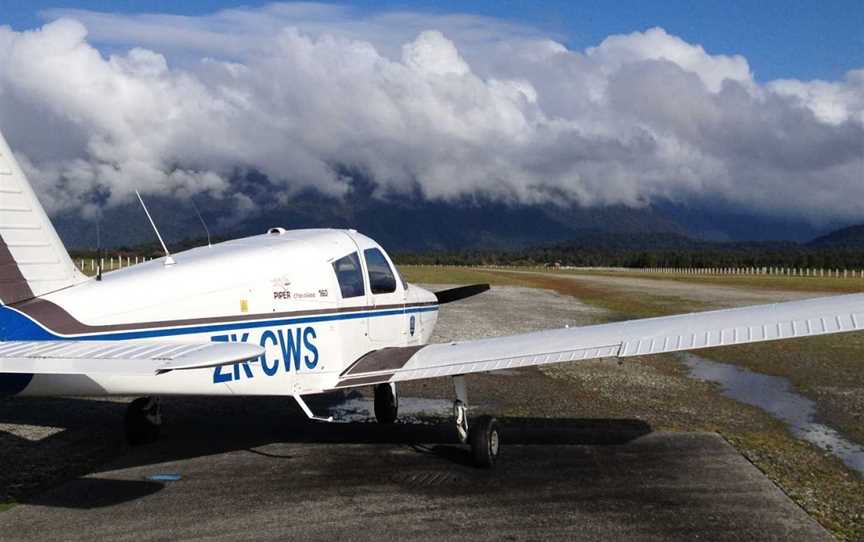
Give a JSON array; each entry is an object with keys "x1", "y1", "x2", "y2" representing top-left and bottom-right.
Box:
[
  {"x1": 68, "y1": 232, "x2": 864, "y2": 271},
  {"x1": 392, "y1": 244, "x2": 864, "y2": 270}
]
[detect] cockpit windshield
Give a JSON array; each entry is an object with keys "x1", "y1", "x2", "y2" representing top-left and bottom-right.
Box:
[{"x1": 363, "y1": 248, "x2": 397, "y2": 294}]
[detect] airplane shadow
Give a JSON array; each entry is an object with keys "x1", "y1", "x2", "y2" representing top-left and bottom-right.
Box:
[
  {"x1": 0, "y1": 393, "x2": 652, "y2": 509},
  {"x1": 24, "y1": 479, "x2": 164, "y2": 509}
]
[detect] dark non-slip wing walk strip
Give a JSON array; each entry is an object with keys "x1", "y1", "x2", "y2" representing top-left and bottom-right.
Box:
[
  {"x1": 341, "y1": 345, "x2": 426, "y2": 376},
  {"x1": 334, "y1": 345, "x2": 428, "y2": 388},
  {"x1": 8, "y1": 297, "x2": 439, "y2": 336}
]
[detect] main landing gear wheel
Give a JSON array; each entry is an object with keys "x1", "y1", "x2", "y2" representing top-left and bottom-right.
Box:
[
  {"x1": 125, "y1": 396, "x2": 162, "y2": 445},
  {"x1": 451, "y1": 375, "x2": 501, "y2": 468},
  {"x1": 374, "y1": 383, "x2": 398, "y2": 424},
  {"x1": 469, "y1": 415, "x2": 500, "y2": 469}
]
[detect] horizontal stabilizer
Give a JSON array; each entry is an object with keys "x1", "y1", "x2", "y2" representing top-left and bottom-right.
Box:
[
  {"x1": 434, "y1": 283, "x2": 490, "y2": 304},
  {"x1": 0, "y1": 340, "x2": 264, "y2": 376}
]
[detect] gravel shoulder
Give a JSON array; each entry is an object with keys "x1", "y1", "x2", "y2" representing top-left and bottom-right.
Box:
[{"x1": 504, "y1": 269, "x2": 821, "y2": 307}]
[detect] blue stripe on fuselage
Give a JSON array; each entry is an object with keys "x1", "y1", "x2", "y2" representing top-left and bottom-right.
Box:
[{"x1": 0, "y1": 305, "x2": 439, "y2": 342}]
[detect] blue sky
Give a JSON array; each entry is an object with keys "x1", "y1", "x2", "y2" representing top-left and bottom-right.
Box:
[{"x1": 2, "y1": 0, "x2": 862, "y2": 82}]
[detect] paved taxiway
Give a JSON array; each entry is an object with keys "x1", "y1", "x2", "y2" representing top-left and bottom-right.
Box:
[
  {"x1": 0, "y1": 284, "x2": 839, "y2": 540},
  {"x1": 1, "y1": 414, "x2": 830, "y2": 541}
]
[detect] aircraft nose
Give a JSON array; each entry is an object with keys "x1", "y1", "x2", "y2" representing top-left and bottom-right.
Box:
[{"x1": 408, "y1": 284, "x2": 437, "y2": 304}]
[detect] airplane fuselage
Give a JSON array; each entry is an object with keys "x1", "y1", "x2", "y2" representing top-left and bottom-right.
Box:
[{"x1": 0, "y1": 229, "x2": 439, "y2": 397}]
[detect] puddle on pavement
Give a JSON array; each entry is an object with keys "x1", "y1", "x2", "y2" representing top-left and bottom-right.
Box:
[
  {"x1": 681, "y1": 352, "x2": 864, "y2": 477},
  {"x1": 328, "y1": 396, "x2": 453, "y2": 424}
]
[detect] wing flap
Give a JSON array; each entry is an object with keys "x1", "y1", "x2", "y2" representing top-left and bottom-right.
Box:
[
  {"x1": 333, "y1": 293, "x2": 864, "y2": 389},
  {"x1": 0, "y1": 340, "x2": 264, "y2": 376}
]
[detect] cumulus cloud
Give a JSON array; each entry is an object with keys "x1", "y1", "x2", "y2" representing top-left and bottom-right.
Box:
[{"x1": 0, "y1": 4, "x2": 860, "y2": 224}]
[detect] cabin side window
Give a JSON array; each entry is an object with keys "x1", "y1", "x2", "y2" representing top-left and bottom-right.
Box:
[
  {"x1": 363, "y1": 248, "x2": 397, "y2": 294},
  {"x1": 332, "y1": 252, "x2": 365, "y2": 298}
]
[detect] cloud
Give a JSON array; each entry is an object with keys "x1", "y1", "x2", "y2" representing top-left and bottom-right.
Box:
[
  {"x1": 0, "y1": 4, "x2": 860, "y2": 225},
  {"x1": 587, "y1": 27, "x2": 754, "y2": 93}
]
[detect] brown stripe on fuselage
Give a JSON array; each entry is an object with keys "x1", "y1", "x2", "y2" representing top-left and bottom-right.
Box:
[
  {"x1": 8, "y1": 297, "x2": 438, "y2": 336},
  {"x1": 0, "y1": 235, "x2": 34, "y2": 305}
]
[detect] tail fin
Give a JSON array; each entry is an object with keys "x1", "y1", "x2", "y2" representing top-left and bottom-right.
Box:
[{"x1": 0, "y1": 129, "x2": 86, "y2": 304}]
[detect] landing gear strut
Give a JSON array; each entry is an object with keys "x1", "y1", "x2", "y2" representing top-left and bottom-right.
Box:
[
  {"x1": 125, "y1": 396, "x2": 162, "y2": 445},
  {"x1": 452, "y1": 376, "x2": 500, "y2": 468},
  {"x1": 374, "y1": 383, "x2": 398, "y2": 424}
]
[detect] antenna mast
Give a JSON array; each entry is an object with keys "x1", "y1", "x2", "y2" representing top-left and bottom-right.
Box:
[
  {"x1": 135, "y1": 190, "x2": 175, "y2": 266},
  {"x1": 95, "y1": 220, "x2": 102, "y2": 281},
  {"x1": 190, "y1": 197, "x2": 211, "y2": 248}
]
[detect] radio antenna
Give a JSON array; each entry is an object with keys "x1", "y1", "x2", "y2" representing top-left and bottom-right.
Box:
[
  {"x1": 190, "y1": 197, "x2": 211, "y2": 248},
  {"x1": 135, "y1": 190, "x2": 175, "y2": 266},
  {"x1": 95, "y1": 220, "x2": 102, "y2": 281}
]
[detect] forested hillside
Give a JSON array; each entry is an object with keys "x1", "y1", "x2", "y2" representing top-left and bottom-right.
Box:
[{"x1": 393, "y1": 228, "x2": 864, "y2": 269}]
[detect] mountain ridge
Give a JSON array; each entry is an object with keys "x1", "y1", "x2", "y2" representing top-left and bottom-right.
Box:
[
  {"x1": 809, "y1": 224, "x2": 864, "y2": 248},
  {"x1": 48, "y1": 175, "x2": 857, "y2": 252}
]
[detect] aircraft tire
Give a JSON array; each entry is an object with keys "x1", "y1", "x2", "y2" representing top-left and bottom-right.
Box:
[
  {"x1": 469, "y1": 415, "x2": 500, "y2": 468},
  {"x1": 125, "y1": 397, "x2": 161, "y2": 445},
  {"x1": 374, "y1": 383, "x2": 398, "y2": 424}
]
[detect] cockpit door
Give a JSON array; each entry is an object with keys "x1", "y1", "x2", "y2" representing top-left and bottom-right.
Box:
[{"x1": 363, "y1": 247, "x2": 407, "y2": 345}]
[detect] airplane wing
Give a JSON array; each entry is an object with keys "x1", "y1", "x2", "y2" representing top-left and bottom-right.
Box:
[
  {"x1": 334, "y1": 293, "x2": 864, "y2": 389},
  {"x1": 0, "y1": 340, "x2": 264, "y2": 376}
]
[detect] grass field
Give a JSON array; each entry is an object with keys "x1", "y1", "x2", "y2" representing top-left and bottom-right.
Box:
[
  {"x1": 403, "y1": 266, "x2": 715, "y2": 317},
  {"x1": 401, "y1": 265, "x2": 864, "y2": 541},
  {"x1": 404, "y1": 265, "x2": 864, "y2": 293},
  {"x1": 559, "y1": 268, "x2": 864, "y2": 294}
]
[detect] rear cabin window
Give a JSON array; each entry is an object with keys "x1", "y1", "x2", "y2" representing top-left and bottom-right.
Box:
[
  {"x1": 332, "y1": 252, "x2": 365, "y2": 298},
  {"x1": 364, "y1": 248, "x2": 397, "y2": 294}
]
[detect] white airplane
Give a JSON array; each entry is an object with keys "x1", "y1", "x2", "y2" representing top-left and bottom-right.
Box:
[{"x1": 0, "y1": 128, "x2": 862, "y2": 468}]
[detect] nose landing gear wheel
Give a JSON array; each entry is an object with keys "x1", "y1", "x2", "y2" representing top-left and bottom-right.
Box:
[
  {"x1": 469, "y1": 415, "x2": 500, "y2": 468},
  {"x1": 373, "y1": 383, "x2": 398, "y2": 424},
  {"x1": 125, "y1": 396, "x2": 162, "y2": 445}
]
